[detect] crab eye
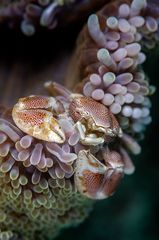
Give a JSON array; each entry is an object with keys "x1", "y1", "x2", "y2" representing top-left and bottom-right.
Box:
[{"x1": 82, "y1": 111, "x2": 89, "y2": 118}]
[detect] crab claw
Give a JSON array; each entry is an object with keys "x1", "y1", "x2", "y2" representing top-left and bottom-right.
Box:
[
  {"x1": 12, "y1": 96, "x2": 65, "y2": 143},
  {"x1": 75, "y1": 149, "x2": 124, "y2": 200}
]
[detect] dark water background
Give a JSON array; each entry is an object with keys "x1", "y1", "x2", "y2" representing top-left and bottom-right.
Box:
[{"x1": 0, "y1": 19, "x2": 159, "y2": 240}]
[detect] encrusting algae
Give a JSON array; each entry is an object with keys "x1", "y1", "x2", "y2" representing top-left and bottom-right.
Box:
[{"x1": 0, "y1": 0, "x2": 159, "y2": 239}]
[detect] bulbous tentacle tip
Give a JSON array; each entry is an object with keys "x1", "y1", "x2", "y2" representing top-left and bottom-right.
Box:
[
  {"x1": 75, "y1": 149, "x2": 124, "y2": 200},
  {"x1": 12, "y1": 95, "x2": 66, "y2": 143}
]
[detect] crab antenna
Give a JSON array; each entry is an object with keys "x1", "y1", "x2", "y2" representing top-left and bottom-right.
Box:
[{"x1": 45, "y1": 81, "x2": 71, "y2": 99}]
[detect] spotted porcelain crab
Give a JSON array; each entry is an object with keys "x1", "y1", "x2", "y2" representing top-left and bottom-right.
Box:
[
  {"x1": 75, "y1": 148, "x2": 124, "y2": 199},
  {"x1": 45, "y1": 81, "x2": 123, "y2": 146},
  {"x1": 69, "y1": 95, "x2": 123, "y2": 145}
]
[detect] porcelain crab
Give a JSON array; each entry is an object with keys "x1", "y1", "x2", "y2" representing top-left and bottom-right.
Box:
[
  {"x1": 75, "y1": 148, "x2": 124, "y2": 199},
  {"x1": 69, "y1": 95, "x2": 123, "y2": 145},
  {"x1": 45, "y1": 81, "x2": 123, "y2": 146}
]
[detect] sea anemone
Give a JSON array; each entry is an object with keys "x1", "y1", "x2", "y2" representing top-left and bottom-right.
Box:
[
  {"x1": 0, "y1": 107, "x2": 93, "y2": 240},
  {"x1": 0, "y1": 0, "x2": 159, "y2": 239},
  {"x1": 0, "y1": 81, "x2": 139, "y2": 239},
  {"x1": 0, "y1": 0, "x2": 107, "y2": 36},
  {"x1": 66, "y1": 0, "x2": 159, "y2": 161}
]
